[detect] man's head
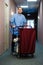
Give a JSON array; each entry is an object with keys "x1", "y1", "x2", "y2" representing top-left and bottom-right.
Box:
[{"x1": 17, "y1": 7, "x2": 23, "y2": 14}]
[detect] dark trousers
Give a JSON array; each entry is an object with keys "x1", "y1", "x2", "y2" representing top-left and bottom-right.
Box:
[{"x1": 11, "y1": 34, "x2": 19, "y2": 53}]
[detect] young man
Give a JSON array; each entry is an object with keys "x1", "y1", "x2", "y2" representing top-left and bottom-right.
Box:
[{"x1": 10, "y1": 7, "x2": 26, "y2": 54}]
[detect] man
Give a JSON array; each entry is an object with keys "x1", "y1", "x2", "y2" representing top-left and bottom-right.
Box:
[{"x1": 10, "y1": 7, "x2": 26, "y2": 54}]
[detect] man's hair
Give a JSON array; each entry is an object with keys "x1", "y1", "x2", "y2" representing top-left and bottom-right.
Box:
[{"x1": 17, "y1": 7, "x2": 22, "y2": 10}]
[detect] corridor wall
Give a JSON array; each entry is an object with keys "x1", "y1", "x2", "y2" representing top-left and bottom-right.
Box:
[
  {"x1": 0, "y1": 0, "x2": 16, "y2": 55},
  {"x1": 38, "y1": 0, "x2": 43, "y2": 44},
  {"x1": 0, "y1": 0, "x2": 5, "y2": 55}
]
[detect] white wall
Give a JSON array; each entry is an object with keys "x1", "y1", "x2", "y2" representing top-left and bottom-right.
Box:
[
  {"x1": 0, "y1": 0, "x2": 5, "y2": 55},
  {"x1": 10, "y1": 0, "x2": 16, "y2": 17},
  {"x1": 38, "y1": 0, "x2": 43, "y2": 44}
]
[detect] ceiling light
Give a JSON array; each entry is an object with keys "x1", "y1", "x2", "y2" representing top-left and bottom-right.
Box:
[
  {"x1": 27, "y1": 0, "x2": 37, "y2": 2},
  {"x1": 20, "y1": 6, "x2": 28, "y2": 8}
]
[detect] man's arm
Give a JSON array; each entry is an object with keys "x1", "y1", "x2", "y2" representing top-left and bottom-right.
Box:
[
  {"x1": 23, "y1": 15, "x2": 27, "y2": 27},
  {"x1": 10, "y1": 15, "x2": 16, "y2": 28}
]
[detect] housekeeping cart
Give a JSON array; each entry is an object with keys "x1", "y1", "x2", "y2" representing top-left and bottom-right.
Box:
[{"x1": 18, "y1": 28, "x2": 36, "y2": 57}]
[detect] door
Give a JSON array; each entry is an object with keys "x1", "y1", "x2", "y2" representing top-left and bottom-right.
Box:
[{"x1": 4, "y1": 0, "x2": 10, "y2": 51}]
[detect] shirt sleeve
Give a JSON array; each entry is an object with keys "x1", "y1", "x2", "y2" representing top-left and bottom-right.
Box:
[
  {"x1": 10, "y1": 15, "x2": 16, "y2": 26},
  {"x1": 9, "y1": 15, "x2": 16, "y2": 34},
  {"x1": 23, "y1": 15, "x2": 27, "y2": 26}
]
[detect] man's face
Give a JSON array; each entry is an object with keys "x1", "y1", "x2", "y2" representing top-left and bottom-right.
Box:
[{"x1": 18, "y1": 8, "x2": 23, "y2": 14}]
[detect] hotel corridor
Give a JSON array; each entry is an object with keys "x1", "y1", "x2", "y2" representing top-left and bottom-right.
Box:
[{"x1": 0, "y1": 0, "x2": 43, "y2": 65}]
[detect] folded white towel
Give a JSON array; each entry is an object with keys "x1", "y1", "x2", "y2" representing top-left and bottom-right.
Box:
[{"x1": 13, "y1": 37, "x2": 18, "y2": 42}]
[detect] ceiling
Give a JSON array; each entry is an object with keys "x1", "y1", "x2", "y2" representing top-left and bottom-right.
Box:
[{"x1": 14, "y1": 0, "x2": 40, "y2": 13}]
